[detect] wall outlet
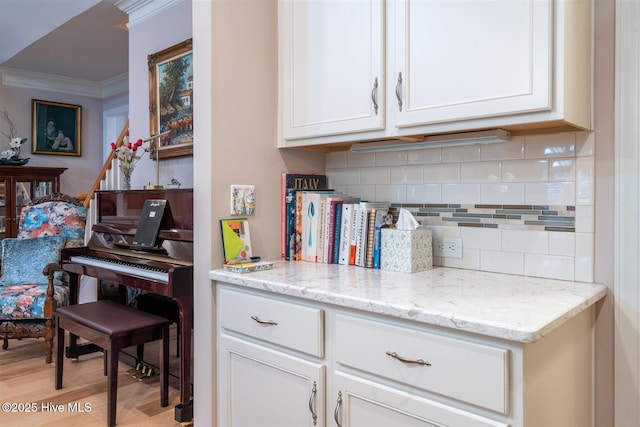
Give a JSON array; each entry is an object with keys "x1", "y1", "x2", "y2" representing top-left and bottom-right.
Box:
[{"x1": 435, "y1": 237, "x2": 463, "y2": 258}]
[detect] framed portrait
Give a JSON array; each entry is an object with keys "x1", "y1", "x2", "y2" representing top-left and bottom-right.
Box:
[
  {"x1": 31, "y1": 99, "x2": 81, "y2": 156},
  {"x1": 148, "y1": 38, "x2": 193, "y2": 160}
]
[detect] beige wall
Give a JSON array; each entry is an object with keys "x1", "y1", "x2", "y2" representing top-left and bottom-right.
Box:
[{"x1": 194, "y1": 1, "x2": 323, "y2": 424}]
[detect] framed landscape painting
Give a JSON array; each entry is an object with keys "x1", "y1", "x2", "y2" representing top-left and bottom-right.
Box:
[
  {"x1": 31, "y1": 99, "x2": 81, "y2": 156},
  {"x1": 148, "y1": 38, "x2": 193, "y2": 159}
]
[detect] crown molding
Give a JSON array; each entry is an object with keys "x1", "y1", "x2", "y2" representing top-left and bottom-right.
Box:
[
  {"x1": 115, "y1": 0, "x2": 183, "y2": 28},
  {"x1": 0, "y1": 67, "x2": 128, "y2": 99},
  {"x1": 101, "y1": 73, "x2": 129, "y2": 98}
]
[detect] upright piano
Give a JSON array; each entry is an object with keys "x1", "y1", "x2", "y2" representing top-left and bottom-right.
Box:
[{"x1": 60, "y1": 189, "x2": 193, "y2": 422}]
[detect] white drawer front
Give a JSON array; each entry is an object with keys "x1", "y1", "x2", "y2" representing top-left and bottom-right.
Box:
[
  {"x1": 335, "y1": 314, "x2": 509, "y2": 414},
  {"x1": 218, "y1": 287, "x2": 324, "y2": 357}
]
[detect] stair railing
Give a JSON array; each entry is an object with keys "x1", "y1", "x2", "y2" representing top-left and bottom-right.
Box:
[{"x1": 78, "y1": 119, "x2": 129, "y2": 208}]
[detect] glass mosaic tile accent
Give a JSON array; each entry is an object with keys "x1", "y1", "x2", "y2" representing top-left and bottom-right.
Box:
[{"x1": 388, "y1": 203, "x2": 575, "y2": 232}]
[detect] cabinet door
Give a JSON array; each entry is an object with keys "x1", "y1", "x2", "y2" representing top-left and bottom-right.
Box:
[
  {"x1": 279, "y1": 0, "x2": 384, "y2": 141},
  {"x1": 392, "y1": 0, "x2": 552, "y2": 128},
  {"x1": 218, "y1": 334, "x2": 325, "y2": 427},
  {"x1": 331, "y1": 371, "x2": 508, "y2": 427}
]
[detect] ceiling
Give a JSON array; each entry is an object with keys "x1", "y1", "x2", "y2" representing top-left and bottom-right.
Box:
[{"x1": 0, "y1": 0, "x2": 128, "y2": 84}]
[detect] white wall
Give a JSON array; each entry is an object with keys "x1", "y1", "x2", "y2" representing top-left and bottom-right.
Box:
[
  {"x1": 614, "y1": 0, "x2": 640, "y2": 424},
  {"x1": 126, "y1": 0, "x2": 193, "y2": 190}
]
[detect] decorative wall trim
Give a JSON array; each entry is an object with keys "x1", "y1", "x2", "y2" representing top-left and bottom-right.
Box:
[
  {"x1": 389, "y1": 203, "x2": 575, "y2": 232},
  {"x1": 116, "y1": 0, "x2": 183, "y2": 28},
  {"x1": 0, "y1": 67, "x2": 128, "y2": 99}
]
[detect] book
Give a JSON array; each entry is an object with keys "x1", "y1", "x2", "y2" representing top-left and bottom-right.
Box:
[
  {"x1": 220, "y1": 218, "x2": 253, "y2": 263},
  {"x1": 132, "y1": 199, "x2": 167, "y2": 247},
  {"x1": 223, "y1": 260, "x2": 275, "y2": 274},
  {"x1": 285, "y1": 188, "x2": 297, "y2": 260},
  {"x1": 317, "y1": 197, "x2": 327, "y2": 263},
  {"x1": 331, "y1": 202, "x2": 343, "y2": 264},
  {"x1": 300, "y1": 191, "x2": 332, "y2": 263},
  {"x1": 372, "y1": 209, "x2": 389, "y2": 268},
  {"x1": 324, "y1": 196, "x2": 343, "y2": 263},
  {"x1": 281, "y1": 173, "x2": 328, "y2": 260},
  {"x1": 349, "y1": 203, "x2": 360, "y2": 265},
  {"x1": 294, "y1": 190, "x2": 334, "y2": 261},
  {"x1": 365, "y1": 209, "x2": 377, "y2": 268},
  {"x1": 338, "y1": 203, "x2": 353, "y2": 265},
  {"x1": 294, "y1": 191, "x2": 304, "y2": 261},
  {"x1": 355, "y1": 201, "x2": 389, "y2": 267}
]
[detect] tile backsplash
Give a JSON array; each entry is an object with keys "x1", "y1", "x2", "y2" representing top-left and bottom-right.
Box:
[{"x1": 325, "y1": 132, "x2": 594, "y2": 282}]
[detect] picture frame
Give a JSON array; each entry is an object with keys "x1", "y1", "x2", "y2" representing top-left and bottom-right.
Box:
[
  {"x1": 148, "y1": 38, "x2": 193, "y2": 160},
  {"x1": 31, "y1": 99, "x2": 82, "y2": 156}
]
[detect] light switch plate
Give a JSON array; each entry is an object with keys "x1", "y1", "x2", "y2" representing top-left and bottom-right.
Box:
[{"x1": 230, "y1": 184, "x2": 255, "y2": 215}]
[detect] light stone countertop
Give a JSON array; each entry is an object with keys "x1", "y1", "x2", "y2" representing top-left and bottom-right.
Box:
[{"x1": 209, "y1": 262, "x2": 608, "y2": 343}]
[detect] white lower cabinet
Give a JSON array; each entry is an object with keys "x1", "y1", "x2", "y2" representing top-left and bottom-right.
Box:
[
  {"x1": 331, "y1": 371, "x2": 507, "y2": 427},
  {"x1": 218, "y1": 334, "x2": 325, "y2": 427},
  {"x1": 217, "y1": 284, "x2": 595, "y2": 427}
]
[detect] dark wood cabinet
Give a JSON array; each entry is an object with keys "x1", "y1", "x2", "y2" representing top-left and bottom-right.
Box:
[{"x1": 0, "y1": 166, "x2": 66, "y2": 240}]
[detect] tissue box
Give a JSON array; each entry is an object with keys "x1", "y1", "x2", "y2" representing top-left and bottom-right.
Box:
[{"x1": 380, "y1": 228, "x2": 433, "y2": 273}]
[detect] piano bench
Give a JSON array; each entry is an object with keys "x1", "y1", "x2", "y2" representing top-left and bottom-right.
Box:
[{"x1": 55, "y1": 300, "x2": 170, "y2": 427}]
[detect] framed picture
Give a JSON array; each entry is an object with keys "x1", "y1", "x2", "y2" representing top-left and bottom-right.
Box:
[
  {"x1": 31, "y1": 100, "x2": 81, "y2": 156},
  {"x1": 148, "y1": 38, "x2": 193, "y2": 160}
]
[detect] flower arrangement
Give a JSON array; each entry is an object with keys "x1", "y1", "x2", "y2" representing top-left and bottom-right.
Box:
[
  {"x1": 110, "y1": 138, "x2": 147, "y2": 189},
  {"x1": 0, "y1": 108, "x2": 28, "y2": 163},
  {"x1": 110, "y1": 138, "x2": 146, "y2": 168}
]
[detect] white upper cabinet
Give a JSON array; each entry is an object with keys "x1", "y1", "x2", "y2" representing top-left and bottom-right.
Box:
[
  {"x1": 392, "y1": 0, "x2": 552, "y2": 127},
  {"x1": 279, "y1": 0, "x2": 384, "y2": 141},
  {"x1": 278, "y1": 0, "x2": 592, "y2": 149}
]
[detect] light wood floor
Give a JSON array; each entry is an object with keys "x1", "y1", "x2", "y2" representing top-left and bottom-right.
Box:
[{"x1": 0, "y1": 327, "x2": 192, "y2": 427}]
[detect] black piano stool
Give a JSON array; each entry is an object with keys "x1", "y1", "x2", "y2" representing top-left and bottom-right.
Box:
[{"x1": 55, "y1": 300, "x2": 170, "y2": 427}]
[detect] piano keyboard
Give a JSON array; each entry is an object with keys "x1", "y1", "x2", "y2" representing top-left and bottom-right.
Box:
[{"x1": 70, "y1": 255, "x2": 170, "y2": 282}]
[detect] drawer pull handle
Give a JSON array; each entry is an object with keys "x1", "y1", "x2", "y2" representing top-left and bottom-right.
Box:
[
  {"x1": 250, "y1": 315, "x2": 278, "y2": 326},
  {"x1": 334, "y1": 391, "x2": 343, "y2": 427},
  {"x1": 386, "y1": 351, "x2": 431, "y2": 366},
  {"x1": 309, "y1": 381, "x2": 318, "y2": 425},
  {"x1": 395, "y1": 72, "x2": 403, "y2": 111}
]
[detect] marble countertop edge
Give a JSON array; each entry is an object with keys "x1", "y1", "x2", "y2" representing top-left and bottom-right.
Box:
[{"x1": 209, "y1": 263, "x2": 608, "y2": 343}]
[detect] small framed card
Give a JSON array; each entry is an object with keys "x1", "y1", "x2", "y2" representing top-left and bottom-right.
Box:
[{"x1": 220, "y1": 218, "x2": 253, "y2": 263}]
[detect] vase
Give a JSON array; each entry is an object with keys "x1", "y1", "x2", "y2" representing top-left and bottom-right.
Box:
[
  {"x1": 0, "y1": 158, "x2": 29, "y2": 166},
  {"x1": 119, "y1": 164, "x2": 133, "y2": 190}
]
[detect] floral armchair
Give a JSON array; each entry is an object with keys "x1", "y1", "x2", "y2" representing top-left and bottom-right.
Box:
[{"x1": 0, "y1": 193, "x2": 86, "y2": 363}]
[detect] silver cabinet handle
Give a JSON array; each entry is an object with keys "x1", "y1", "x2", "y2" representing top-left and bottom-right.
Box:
[
  {"x1": 334, "y1": 391, "x2": 343, "y2": 427},
  {"x1": 386, "y1": 350, "x2": 431, "y2": 366},
  {"x1": 395, "y1": 72, "x2": 403, "y2": 111},
  {"x1": 309, "y1": 381, "x2": 318, "y2": 425},
  {"x1": 371, "y1": 77, "x2": 379, "y2": 115},
  {"x1": 250, "y1": 315, "x2": 278, "y2": 326}
]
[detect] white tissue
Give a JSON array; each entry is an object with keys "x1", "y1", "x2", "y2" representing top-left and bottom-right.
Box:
[{"x1": 396, "y1": 208, "x2": 419, "y2": 230}]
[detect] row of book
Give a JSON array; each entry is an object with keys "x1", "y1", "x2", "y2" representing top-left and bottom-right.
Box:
[{"x1": 281, "y1": 173, "x2": 391, "y2": 268}]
